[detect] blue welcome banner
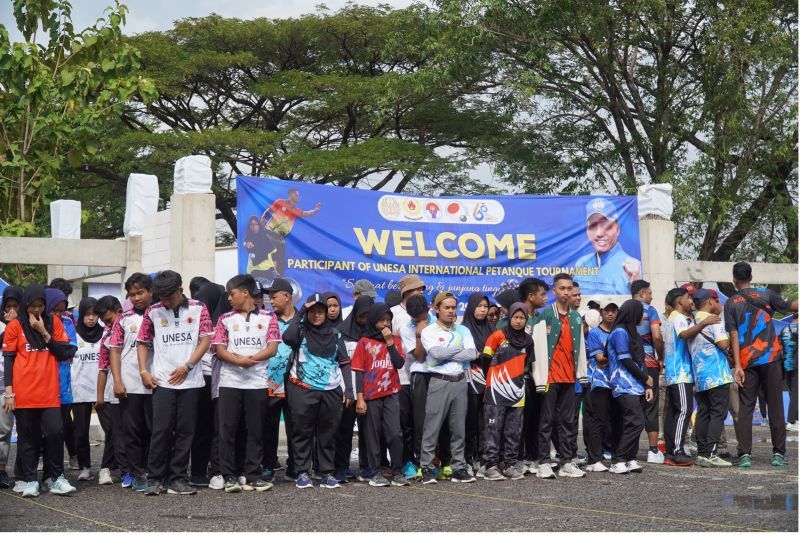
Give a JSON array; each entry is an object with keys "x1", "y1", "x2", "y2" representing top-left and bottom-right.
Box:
[{"x1": 236, "y1": 176, "x2": 642, "y2": 308}]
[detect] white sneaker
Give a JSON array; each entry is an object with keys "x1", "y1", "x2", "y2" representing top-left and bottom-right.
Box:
[
  {"x1": 786, "y1": 421, "x2": 798, "y2": 432},
  {"x1": 536, "y1": 463, "x2": 556, "y2": 479},
  {"x1": 48, "y1": 475, "x2": 77, "y2": 495},
  {"x1": 585, "y1": 461, "x2": 608, "y2": 472},
  {"x1": 609, "y1": 462, "x2": 629, "y2": 474},
  {"x1": 22, "y1": 481, "x2": 40, "y2": 497},
  {"x1": 237, "y1": 475, "x2": 246, "y2": 486},
  {"x1": 524, "y1": 460, "x2": 539, "y2": 474},
  {"x1": 68, "y1": 456, "x2": 79, "y2": 470},
  {"x1": 13, "y1": 480, "x2": 27, "y2": 493},
  {"x1": 647, "y1": 450, "x2": 665, "y2": 464},
  {"x1": 98, "y1": 468, "x2": 113, "y2": 485},
  {"x1": 209, "y1": 474, "x2": 224, "y2": 490},
  {"x1": 77, "y1": 468, "x2": 91, "y2": 481},
  {"x1": 557, "y1": 462, "x2": 585, "y2": 478},
  {"x1": 626, "y1": 460, "x2": 643, "y2": 473}
]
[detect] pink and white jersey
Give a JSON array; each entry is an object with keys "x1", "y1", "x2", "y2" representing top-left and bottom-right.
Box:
[
  {"x1": 213, "y1": 309, "x2": 281, "y2": 390},
  {"x1": 108, "y1": 310, "x2": 153, "y2": 395},
  {"x1": 137, "y1": 298, "x2": 213, "y2": 390},
  {"x1": 98, "y1": 330, "x2": 118, "y2": 404}
]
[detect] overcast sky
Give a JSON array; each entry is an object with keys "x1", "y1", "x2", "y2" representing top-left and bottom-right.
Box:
[{"x1": 0, "y1": 1, "x2": 417, "y2": 36}]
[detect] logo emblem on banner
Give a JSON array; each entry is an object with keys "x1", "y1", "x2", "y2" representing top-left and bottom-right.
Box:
[{"x1": 378, "y1": 195, "x2": 505, "y2": 225}]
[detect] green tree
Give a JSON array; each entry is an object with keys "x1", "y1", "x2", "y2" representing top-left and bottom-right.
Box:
[
  {"x1": 71, "y1": 4, "x2": 516, "y2": 240},
  {"x1": 0, "y1": 0, "x2": 155, "y2": 282},
  {"x1": 439, "y1": 0, "x2": 797, "y2": 265}
]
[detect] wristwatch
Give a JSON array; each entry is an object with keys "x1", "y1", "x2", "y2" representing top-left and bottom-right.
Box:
[{"x1": 185, "y1": 361, "x2": 195, "y2": 371}]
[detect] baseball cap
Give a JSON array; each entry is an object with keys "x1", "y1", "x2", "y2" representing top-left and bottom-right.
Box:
[
  {"x1": 433, "y1": 291, "x2": 456, "y2": 307},
  {"x1": 265, "y1": 278, "x2": 293, "y2": 295},
  {"x1": 585, "y1": 198, "x2": 618, "y2": 222},
  {"x1": 398, "y1": 274, "x2": 425, "y2": 296},
  {"x1": 599, "y1": 299, "x2": 619, "y2": 310},
  {"x1": 385, "y1": 290, "x2": 402, "y2": 308},
  {"x1": 305, "y1": 293, "x2": 326, "y2": 306},
  {"x1": 583, "y1": 309, "x2": 602, "y2": 330},
  {"x1": 693, "y1": 288, "x2": 718, "y2": 305},
  {"x1": 353, "y1": 279, "x2": 377, "y2": 298},
  {"x1": 679, "y1": 283, "x2": 697, "y2": 297}
]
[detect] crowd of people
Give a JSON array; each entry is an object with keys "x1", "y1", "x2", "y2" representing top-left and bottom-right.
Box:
[{"x1": 0, "y1": 261, "x2": 796, "y2": 498}]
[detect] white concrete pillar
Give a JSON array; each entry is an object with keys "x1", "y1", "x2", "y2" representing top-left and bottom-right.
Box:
[
  {"x1": 168, "y1": 193, "x2": 216, "y2": 286},
  {"x1": 638, "y1": 216, "x2": 675, "y2": 313}
]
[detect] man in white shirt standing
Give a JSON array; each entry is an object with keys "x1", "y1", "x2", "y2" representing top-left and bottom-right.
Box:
[
  {"x1": 391, "y1": 275, "x2": 427, "y2": 479},
  {"x1": 419, "y1": 292, "x2": 478, "y2": 485}
]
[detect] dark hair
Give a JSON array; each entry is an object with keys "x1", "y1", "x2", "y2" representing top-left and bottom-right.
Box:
[
  {"x1": 125, "y1": 272, "x2": 153, "y2": 292},
  {"x1": 518, "y1": 278, "x2": 548, "y2": 301},
  {"x1": 153, "y1": 270, "x2": 182, "y2": 299},
  {"x1": 587, "y1": 300, "x2": 600, "y2": 311},
  {"x1": 572, "y1": 281, "x2": 579, "y2": 288},
  {"x1": 553, "y1": 273, "x2": 573, "y2": 285},
  {"x1": 189, "y1": 276, "x2": 212, "y2": 298},
  {"x1": 666, "y1": 287, "x2": 688, "y2": 307},
  {"x1": 94, "y1": 295, "x2": 122, "y2": 316},
  {"x1": 406, "y1": 294, "x2": 429, "y2": 318},
  {"x1": 733, "y1": 261, "x2": 752, "y2": 282},
  {"x1": 226, "y1": 274, "x2": 257, "y2": 297},
  {"x1": 48, "y1": 278, "x2": 73, "y2": 297},
  {"x1": 630, "y1": 279, "x2": 650, "y2": 297}
]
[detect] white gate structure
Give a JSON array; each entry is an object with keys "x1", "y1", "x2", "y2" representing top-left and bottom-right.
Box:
[{"x1": 1, "y1": 161, "x2": 797, "y2": 305}]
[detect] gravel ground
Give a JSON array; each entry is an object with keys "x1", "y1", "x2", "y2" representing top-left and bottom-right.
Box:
[{"x1": 0, "y1": 425, "x2": 796, "y2": 532}]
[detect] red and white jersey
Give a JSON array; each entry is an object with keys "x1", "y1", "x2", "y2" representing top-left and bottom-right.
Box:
[
  {"x1": 137, "y1": 298, "x2": 213, "y2": 390},
  {"x1": 213, "y1": 309, "x2": 281, "y2": 389},
  {"x1": 108, "y1": 310, "x2": 153, "y2": 395}
]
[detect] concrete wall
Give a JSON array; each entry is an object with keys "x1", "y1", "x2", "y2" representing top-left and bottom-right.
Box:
[
  {"x1": 638, "y1": 217, "x2": 676, "y2": 312},
  {"x1": 141, "y1": 209, "x2": 171, "y2": 274}
]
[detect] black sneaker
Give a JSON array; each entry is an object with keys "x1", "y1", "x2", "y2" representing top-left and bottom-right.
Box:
[
  {"x1": 0, "y1": 470, "x2": 9, "y2": 489},
  {"x1": 167, "y1": 479, "x2": 197, "y2": 495},
  {"x1": 188, "y1": 475, "x2": 210, "y2": 487},
  {"x1": 274, "y1": 461, "x2": 284, "y2": 472},
  {"x1": 451, "y1": 469, "x2": 476, "y2": 483},
  {"x1": 284, "y1": 467, "x2": 298, "y2": 481},
  {"x1": 421, "y1": 468, "x2": 437, "y2": 485},
  {"x1": 142, "y1": 479, "x2": 161, "y2": 496}
]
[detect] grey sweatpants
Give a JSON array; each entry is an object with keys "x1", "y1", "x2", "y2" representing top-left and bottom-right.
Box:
[
  {"x1": 0, "y1": 407, "x2": 12, "y2": 466},
  {"x1": 420, "y1": 377, "x2": 467, "y2": 472}
]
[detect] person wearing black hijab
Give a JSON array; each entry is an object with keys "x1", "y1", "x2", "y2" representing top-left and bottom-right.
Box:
[
  {"x1": 244, "y1": 215, "x2": 276, "y2": 278},
  {"x1": 189, "y1": 278, "x2": 232, "y2": 487},
  {"x1": 71, "y1": 297, "x2": 105, "y2": 479},
  {"x1": 333, "y1": 295, "x2": 374, "y2": 480},
  {"x1": 322, "y1": 292, "x2": 343, "y2": 326},
  {"x1": 462, "y1": 292, "x2": 492, "y2": 472},
  {"x1": 3, "y1": 284, "x2": 77, "y2": 496},
  {"x1": 282, "y1": 294, "x2": 354, "y2": 489},
  {"x1": 481, "y1": 302, "x2": 533, "y2": 480},
  {"x1": 606, "y1": 299, "x2": 651, "y2": 474},
  {"x1": 350, "y1": 302, "x2": 408, "y2": 486},
  {"x1": 0, "y1": 285, "x2": 22, "y2": 488}
]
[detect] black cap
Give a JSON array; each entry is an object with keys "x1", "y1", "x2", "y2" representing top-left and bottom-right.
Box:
[
  {"x1": 265, "y1": 278, "x2": 293, "y2": 295},
  {"x1": 305, "y1": 293, "x2": 325, "y2": 306}
]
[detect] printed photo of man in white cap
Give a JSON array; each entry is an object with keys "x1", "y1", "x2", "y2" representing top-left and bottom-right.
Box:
[{"x1": 574, "y1": 198, "x2": 642, "y2": 295}]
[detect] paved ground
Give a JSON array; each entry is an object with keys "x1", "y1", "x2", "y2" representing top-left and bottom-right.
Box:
[{"x1": 0, "y1": 426, "x2": 797, "y2": 532}]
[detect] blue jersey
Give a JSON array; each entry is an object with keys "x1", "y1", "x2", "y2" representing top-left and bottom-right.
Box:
[
  {"x1": 636, "y1": 301, "x2": 661, "y2": 367},
  {"x1": 265, "y1": 312, "x2": 296, "y2": 397},
  {"x1": 573, "y1": 242, "x2": 641, "y2": 295},
  {"x1": 607, "y1": 328, "x2": 645, "y2": 397},
  {"x1": 688, "y1": 311, "x2": 733, "y2": 392},
  {"x1": 289, "y1": 334, "x2": 344, "y2": 392},
  {"x1": 782, "y1": 322, "x2": 797, "y2": 372},
  {"x1": 664, "y1": 311, "x2": 694, "y2": 386},
  {"x1": 586, "y1": 326, "x2": 612, "y2": 390},
  {"x1": 59, "y1": 313, "x2": 78, "y2": 404}
]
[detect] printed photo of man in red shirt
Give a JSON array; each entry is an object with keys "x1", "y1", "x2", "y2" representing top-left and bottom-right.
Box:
[{"x1": 259, "y1": 188, "x2": 321, "y2": 276}]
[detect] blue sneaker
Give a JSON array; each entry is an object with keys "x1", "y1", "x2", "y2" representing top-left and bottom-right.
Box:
[
  {"x1": 402, "y1": 461, "x2": 417, "y2": 479},
  {"x1": 339, "y1": 469, "x2": 355, "y2": 480},
  {"x1": 320, "y1": 473, "x2": 341, "y2": 489},
  {"x1": 334, "y1": 471, "x2": 350, "y2": 483},
  {"x1": 356, "y1": 468, "x2": 374, "y2": 482},
  {"x1": 121, "y1": 473, "x2": 134, "y2": 488},
  {"x1": 261, "y1": 468, "x2": 274, "y2": 483},
  {"x1": 295, "y1": 473, "x2": 313, "y2": 489}
]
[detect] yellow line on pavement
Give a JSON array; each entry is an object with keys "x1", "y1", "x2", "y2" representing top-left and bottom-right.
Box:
[
  {"x1": 0, "y1": 489, "x2": 130, "y2": 532},
  {"x1": 406, "y1": 486, "x2": 774, "y2": 532}
]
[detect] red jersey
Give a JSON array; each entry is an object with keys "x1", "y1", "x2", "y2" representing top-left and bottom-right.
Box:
[{"x1": 350, "y1": 336, "x2": 403, "y2": 401}]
